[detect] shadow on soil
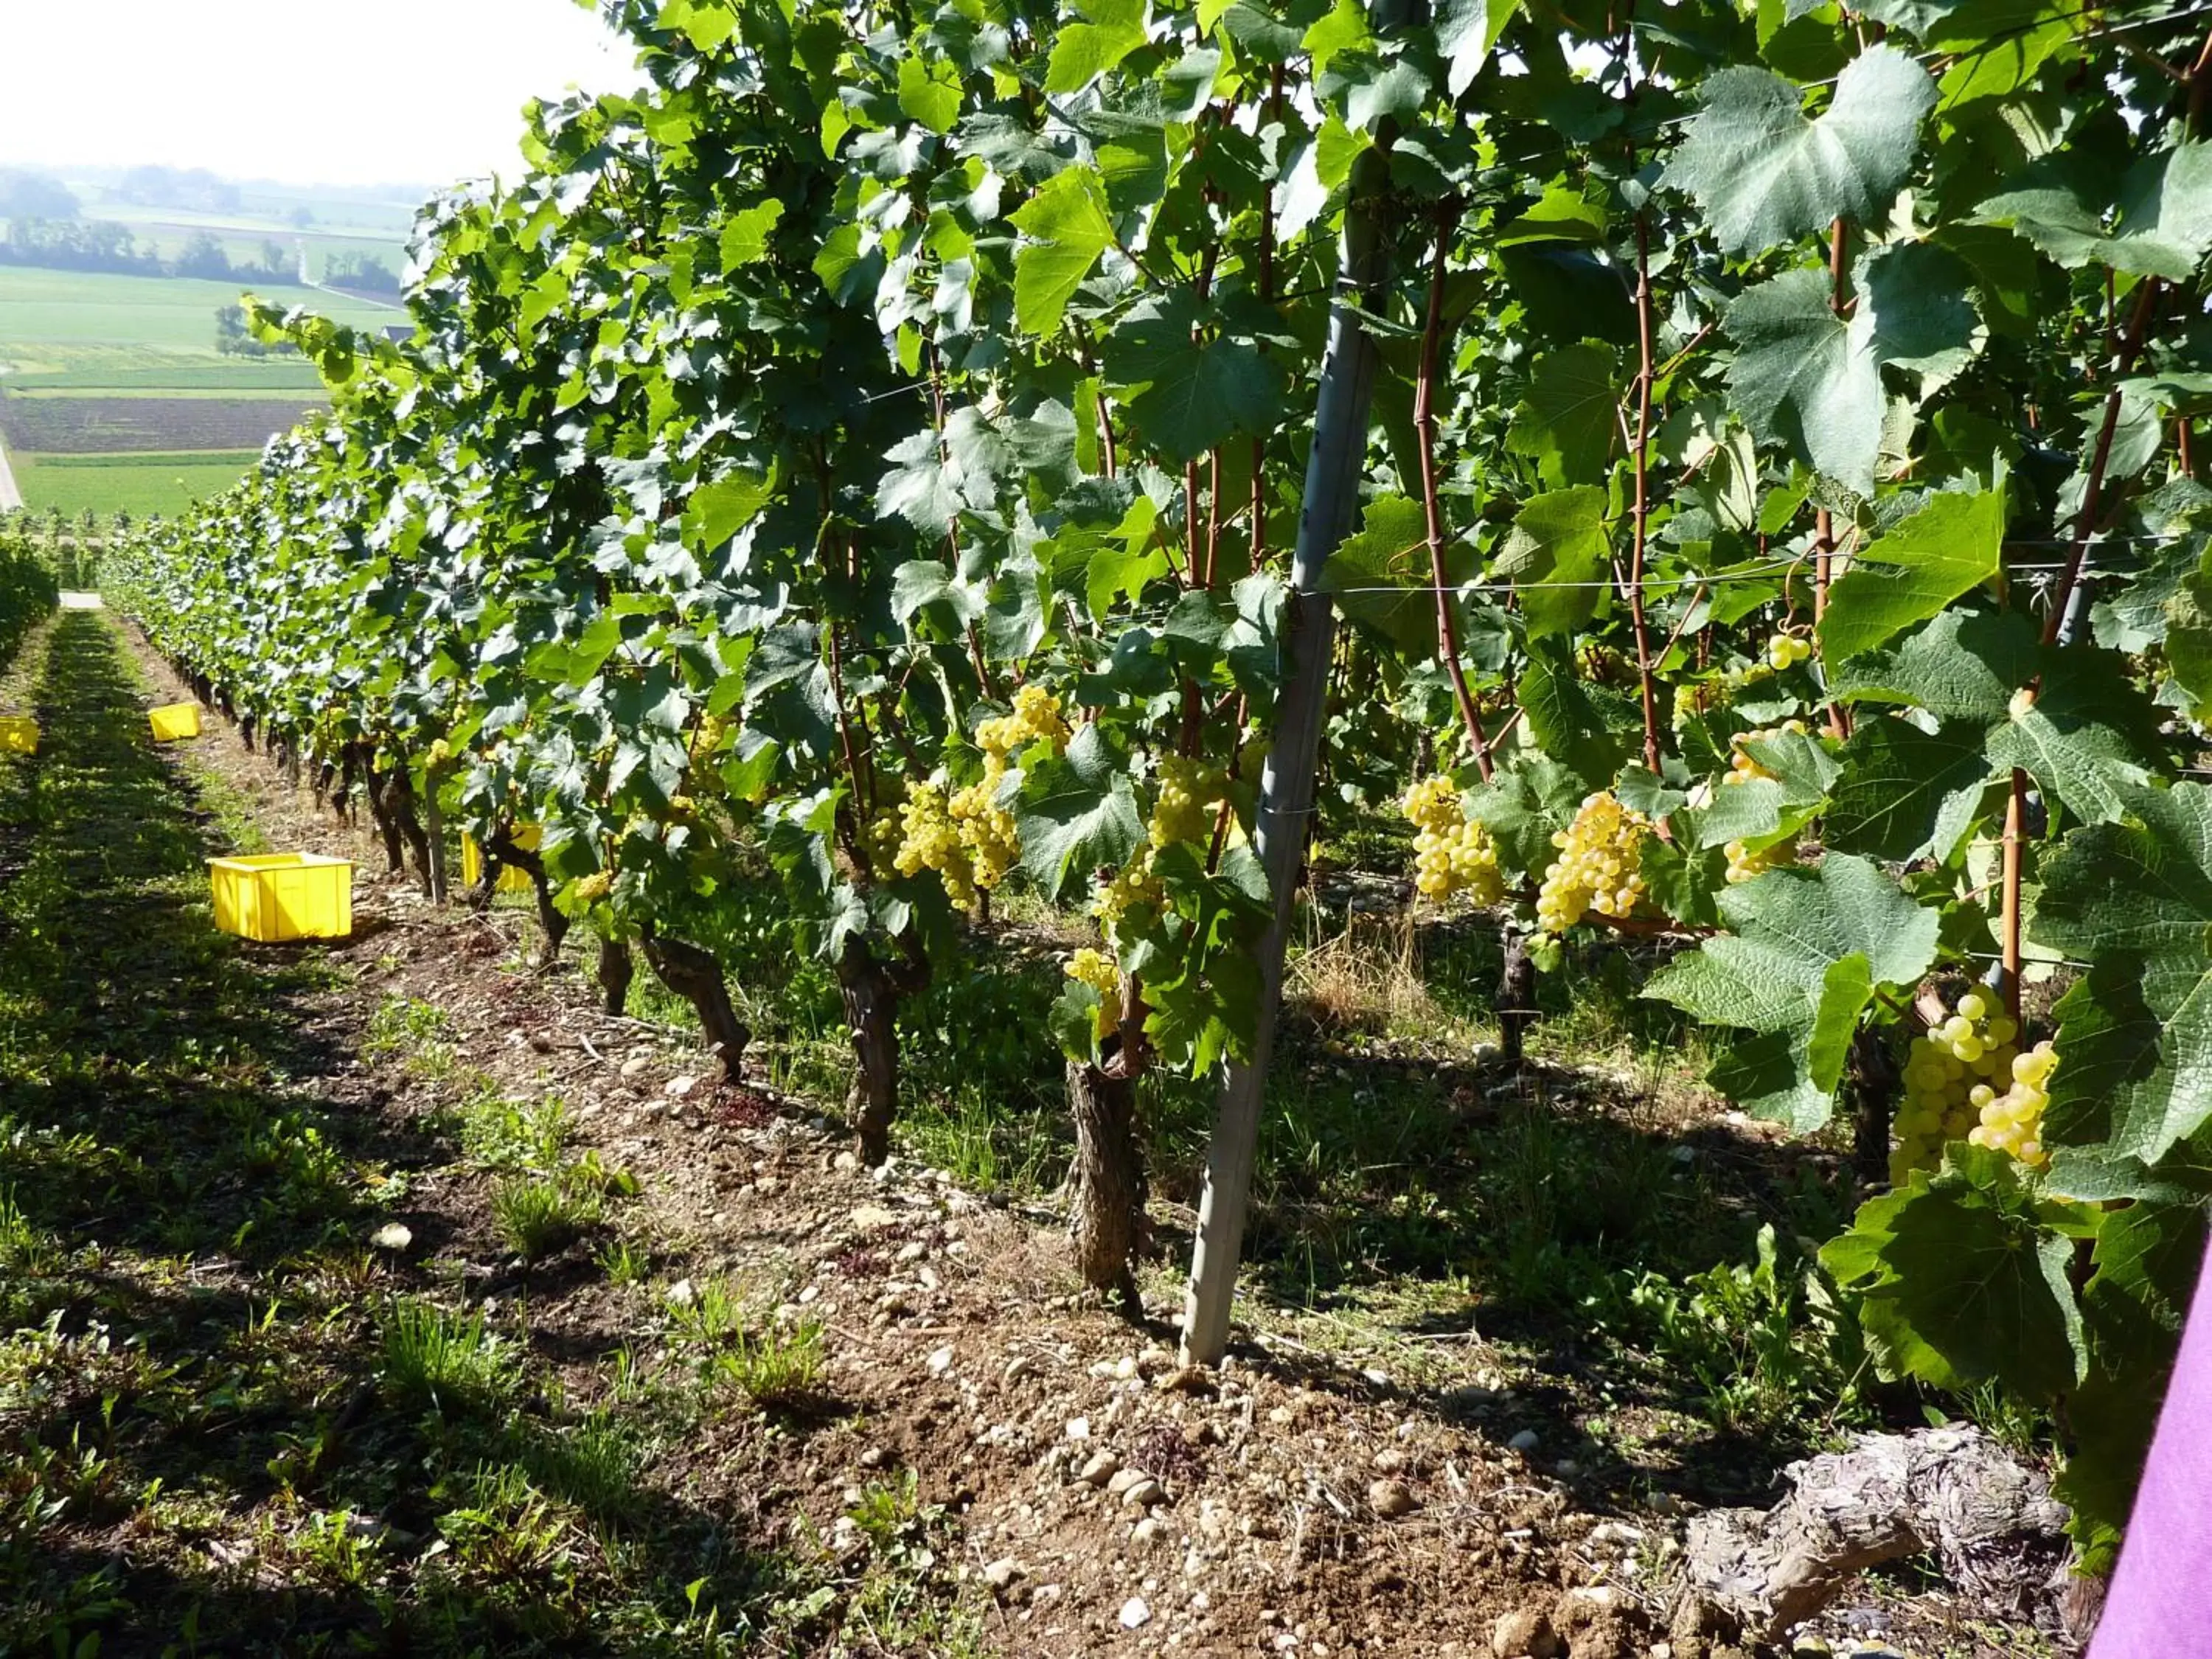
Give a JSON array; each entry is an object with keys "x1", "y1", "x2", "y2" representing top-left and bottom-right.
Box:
[{"x1": 0, "y1": 615, "x2": 810, "y2": 1657}]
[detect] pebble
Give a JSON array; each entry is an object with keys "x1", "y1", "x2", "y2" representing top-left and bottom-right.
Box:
[
  {"x1": 1372, "y1": 1447, "x2": 1406, "y2": 1474},
  {"x1": 1507, "y1": 1429, "x2": 1540, "y2": 1453},
  {"x1": 665, "y1": 1279, "x2": 696, "y2": 1308},
  {"x1": 620, "y1": 1052, "x2": 652, "y2": 1078},
  {"x1": 1491, "y1": 1607, "x2": 1562, "y2": 1658},
  {"x1": 665, "y1": 1074, "x2": 697, "y2": 1097},
  {"x1": 1004, "y1": 1354, "x2": 1040, "y2": 1383},
  {"x1": 1119, "y1": 1597, "x2": 1152, "y2": 1630},
  {"x1": 1131, "y1": 1516, "x2": 1164, "y2": 1545},
  {"x1": 1121, "y1": 1477, "x2": 1165, "y2": 1509},
  {"x1": 895, "y1": 1239, "x2": 928, "y2": 1263},
  {"x1": 1368, "y1": 1478, "x2": 1416, "y2": 1519},
  {"x1": 1066, "y1": 1416, "x2": 1091, "y2": 1441},
  {"x1": 832, "y1": 1150, "x2": 860, "y2": 1172},
  {"x1": 1106, "y1": 1467, "x2": 1146, "y2": 1498},
  {"x1": 858, "y1": 1446, "x2": 890, "y2": 1470},
  {"x1": 850, "y1": 1205, "x2": 900, "y2": 1229},
  {"x1": 928, "y1": 1346, "x2": 955, "y2": 1376},
  {"x1": 982, "y1": 1556, "x2": 1024, "y2": 1591},
  {"x1": 1077, "y1": 1450, "x2": 1120, "y2": 1486}
]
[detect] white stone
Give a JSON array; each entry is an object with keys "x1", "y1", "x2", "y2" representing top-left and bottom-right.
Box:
[
  {"x1": 1118, "y1": 1597, "x2": 1151, "y2": 1630},
  {"x1": 665, "y1": 1074, "x2": 698, "y2": 1097},
  {"x1": 928, "y1": 1346, "x2": 955, "y2": 1376},
  {"x1": 1065, "y1": 1416, "x2": 1091, "y2": 1441}
]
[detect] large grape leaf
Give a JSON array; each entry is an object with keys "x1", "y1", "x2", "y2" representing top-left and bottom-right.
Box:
[
  {"x1": 1724, "y1": 268, "x2": 1882, "y2": 496},
  {"x1": 1818, "y1": 488, "x2": 2003, "y2": 661},
  {"x1": 1824, "y1": 714, "x2": 1992, "y2": 862},
  {"x1": 1505, "y1": 344, "x2": 1621, "y2": 488},
  {"x1": 2037, "y1": 785, "x2": 2212, "y2": 1161},
  {"x1": 1013, "y1": 723, "x2": 1146, "y2": 898},
  {"x1": 1010, "y1": 166, "x2": 1115, "y2": 335},
  {"x1": 1494, "y1": 486, "x2": 1610, "y2": 639},
  {"x1": 1644, "y1": 853, "x2": 1938, "y2": 1130},
  {"x1": 1975, "y1": 142, "x2": 2212, "y2": 282},
  {"x1": 1661, "y1": 46, "x2": 1935, "y2": 255},
  {"x1": 1105, "y1": 292, "x2": 1288, "y2": 464},
  {"x1": 1860, "y1": 240, "x2": 1982, "y2": 397},
  {"x1": 1820, "y1": 1146, "x2": 2090, "y2": 1402}
]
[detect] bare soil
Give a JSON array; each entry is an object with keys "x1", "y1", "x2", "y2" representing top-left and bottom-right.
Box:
[{"x1": 121, "y1": 623, "x2": 2055, "y2": 1659}]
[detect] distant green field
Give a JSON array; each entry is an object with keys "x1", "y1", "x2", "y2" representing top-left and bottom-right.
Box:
[
  {"x1": 8, "y1": 450, "x2": 260, "y2": 517},
  {"x1": 0, "y1": 265, "x2": 397, "y2": 373},
  {"x1": 1, "y1": 364, "x2": 327, "y2": 392}
]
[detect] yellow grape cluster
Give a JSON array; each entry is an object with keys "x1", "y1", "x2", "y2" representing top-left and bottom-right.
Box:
[
  {"x1": 1091, "y1": 856, "x2": 1164, "y2": 942},
  {"x1": 1065, "y1": 946, "x2": 1122, "y2": 1037},
  {"x1": 1892, "y1": 990, "x2": 2027, "y2": 1180},
  {"x1": 1722, "y1": 719, "x2": 1809, "y2": 788},
  {"x1": 894, "y1": 782, "x2": 979, "y2": 910},
  {"x1": 1535, "y1": 793, "x2": 1647, "y2": 935},
  {"x1": 1150, "y1": 754, "x2": 1228, "y2": 850},
  {"x1": 1969, "y1": 1040, "x2": 2058, "y2": 1168},
  {"x1": 1764, "y1": 632, "x2": 1812, "y2": 671},
  {"x1": 1719, "y1": 721, "x2": 1809, "y2": 883},
  {"x1": 949, "y1": 757, "x2": 1019, "y2": 894},
  {"x1": 572, "y1": 870, "x2": 613, "y2": 905},
  {"x1": 1401, "y1": 776, "x2": 1504, "y2": 905},
  {"x1": 863, "y1": 807, "x2": 903, "y2": 880},
  {"x1": 977, "y1": 684, "x2": 1071, "y2": 759}
]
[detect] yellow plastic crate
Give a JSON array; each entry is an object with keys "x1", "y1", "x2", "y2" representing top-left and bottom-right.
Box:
[
  {"x1": 461, "y1": 824, "x2": 540, "y2": 894},
  {"x1": 0, "y1": 717, "x2": 35, "y2": 756},
  {"x1": 208, "y1": 854, "x2": 355, "y2": 942},
  {"x1": 149, "y1": 703, "x2": 203, "y2": 742}
]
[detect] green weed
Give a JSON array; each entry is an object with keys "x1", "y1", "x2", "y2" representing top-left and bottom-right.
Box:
[
  {"x1": 493, "y1": 1174, "x2": 602, "y2": 1262},
  {"x1": 378, "y1": 1298, "x2": 522, "y2": 1417}
]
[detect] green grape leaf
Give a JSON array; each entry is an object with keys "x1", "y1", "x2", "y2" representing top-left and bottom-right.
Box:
[
  {"x1": 1104, "y1": 294, "x2": 1288, "y2": 464},
  {"x1": 1829, "y1": 608, "x2": 2036, "y2": 720},
  {"x1": 1517, "y1": 639, "x2": 1627, "y2": 787},
  {"x1": 719, "y1": 200, "x2": 785, "y2": 269},
  {"x1": 1824, "y1": 714, "x2": 1991, "y2": 862},
  {"x1": 1015, "y1": 723, "x2": 1147, "y2": 898},
  {"x1": 1644, "y1": 854, "x2": 1938, "y2": 1130},
  {"x1": 1495, "y1": 485, "x2": 1610, "y2": 640},
  {"x1": 1819, "y1": 489, "x2": 2003, "y2": 661},
  {"x1": 1046, "y1": 4, "x2": 1150, "y2": 92},
  {"x1": 1436, "y1": 0, "x2": 1523, "y2": 96},
  {"x1": 1725, "y1": 268, "x2": 1882, "y2": 496},
  {"x1": 1975, "y1": 143, "x2": 2212, "y2": 282},
  {"x1": 1506, "y1": 343, "x2": 1621, "y2": 488},
  {"x1": 1821, "y1": 1146, "x2": 2090, "y2": 1402},
  {"x1": 1318, "y1": 495, "x2": 1440, "y2": 655},
  {"x1": 2039, "y1": 787, "x2": 2212, "y2": 1161},
  {"x1": 897, "y1": 52, "x2": 964, "y2": 134},
  {"x1": 1661, "y1": 46, "x2": 1935, "y2": 255},
  {"x1": 1010, "y1": 167, "x2": 1116, "y2": 336},
  {"x1": 1860, "y1": 240, "x2": 1981, "y2": 397}
]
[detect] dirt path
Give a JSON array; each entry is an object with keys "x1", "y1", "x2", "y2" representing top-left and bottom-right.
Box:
[{"x1": 6, "y1": 616, "x2": 2014, "y2": 1658}]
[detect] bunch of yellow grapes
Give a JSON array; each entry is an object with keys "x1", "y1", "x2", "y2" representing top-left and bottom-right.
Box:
[
  {"x1": 1893, "y1": 990, "x2": 2028, "y2": 1180},
  {"x1": 894, "y1": 782, "x2": 979, "y2": 910},
  {"x1": 949, "y1": 761, "x2": 1019, "y2": 893},
  {"x1": 1064, "y1": 946, "x2": 1123, "y2": 1037},
  {"x1": 1150, "y1": 754, "x2": 1228, "y2": 850},
  {"x1": 1764, "y1": 632, "x2": 1812, "y2": 671},
  {"x1": 1722, "y1": 720, "x2": 1809, "y2": 788},
  {"x1": 1091, "y1": 856, "x2": 1165, "y2": 941},
  {"x1": 1401, "y1": 775, "x2": 1505, "y2": 905},
  {"x1": 1534, "y1": 792, "x2": 1648, "y2": 934},
  {"x1": 863, "y1": 807, "x2": 903, "y2": 880},
  {"x1": 572, "y1": 870, "x2": 613, "y2": 905},
  {"x1": 976, "y1": 684, "x2": 1071, "y2": 759},
  {"x1": 1969, "y1": 1039, "x2": 2058, "y2": 1168}
]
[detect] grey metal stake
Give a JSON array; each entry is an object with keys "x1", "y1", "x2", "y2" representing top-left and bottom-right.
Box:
[{"x1": 1178, "y1": 134, "x2": 1399, "y2": 1368}]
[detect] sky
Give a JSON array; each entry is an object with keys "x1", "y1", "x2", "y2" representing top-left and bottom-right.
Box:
[{"x1": 0, "y1": 0, "x2": 639, "y2": 192}]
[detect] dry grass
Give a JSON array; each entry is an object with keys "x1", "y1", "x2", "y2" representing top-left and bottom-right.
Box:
[{"x1": 1287, "y1": 908, "x2": 1486, "y2": 1043}]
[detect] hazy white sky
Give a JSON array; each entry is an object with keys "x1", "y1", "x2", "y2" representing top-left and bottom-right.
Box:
[{"x1": 0, "y1": 0, "x2": 639, "y2": 190}]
